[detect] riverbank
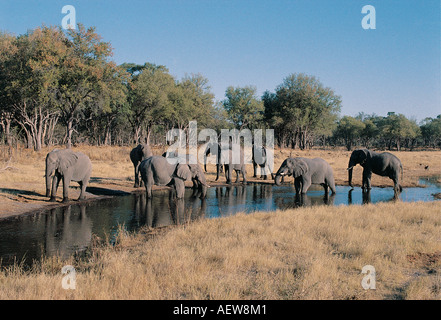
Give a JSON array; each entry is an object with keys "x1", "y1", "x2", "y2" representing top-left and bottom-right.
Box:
[
  {"x1": 0, "y1": 145, "x2": 440, "y2": 219},
  {"x1": 0, "y1": 201, "x2": 439, "y2": 299}
]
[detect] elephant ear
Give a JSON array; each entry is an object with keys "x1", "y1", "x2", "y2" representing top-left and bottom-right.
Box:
[
  {"x1": 293, "y1": 159, "x2": 308, "y2": 177},
  {"x1": 357, "y1": 149, "x2": 370, "y2": 164},
  {"x1": 175, "y1": 164, "x2": 192, "y2": 181},
  {"x1": 59, "y1": 151, "x2": 79, "y2": 172}
]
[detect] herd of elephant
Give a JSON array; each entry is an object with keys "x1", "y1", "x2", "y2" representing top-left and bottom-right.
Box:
[{"x1": 44, "y1": 144, "x2": 404, "y2": 203}]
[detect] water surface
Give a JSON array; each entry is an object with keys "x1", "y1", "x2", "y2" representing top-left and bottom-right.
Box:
[{"x1": 0, "y1": 180, "x2": 439, "y2": 266}]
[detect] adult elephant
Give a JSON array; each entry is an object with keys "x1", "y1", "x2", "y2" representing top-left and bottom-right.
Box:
[
  {"x1": 274, "y1": 157, "x2": 336, "y2": 195},
  {"x1": 130, "y1": 143, "x2": 153, "y2": 187},
  {"x1": 140, "y1": 155, "x2": 209, "y2": 199},
  {"x1": 252, "y1": 145, "x2": 274, "y2": 180},
  {"x1": 45, "y1": 149, "x2": 92, "y2": 202},
  {"x1": 203, "y1": 142, "x2": 224, "y2": 180},
  {"x1": 221, "y1": 147, "x2": 247, "y2": 184},
  {"x1": 347, "y1": 149, "x2": 403, "y2": 194}
]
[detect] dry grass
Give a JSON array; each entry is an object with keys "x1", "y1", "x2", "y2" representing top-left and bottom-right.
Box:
[
  {"x1": 0, "y1": 145, "x2": 440, "y2": 299},
  {"x1": 0, "y1": 201, "x2": 439, "y2": 300}
]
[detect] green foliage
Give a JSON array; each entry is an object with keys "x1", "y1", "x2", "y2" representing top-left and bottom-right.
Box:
[
  {"x1": 264, "y1": 73, "x2": 341, "y2": 149},
  {"x1": 0, "y1": 25, "x2": 438, "y2": 151},
  {"x1": 223, "y1": 86, "x2": 264, "y2": 130},
  {"x1": 334, "y1": 116, "x2": 365, "y2": 151},
  {"x1": 420, "y1": 116, "x2": 441, "y2": 148}
]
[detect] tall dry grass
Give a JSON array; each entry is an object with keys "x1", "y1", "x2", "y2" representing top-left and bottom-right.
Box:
[{"x1": 0, "y1": 201, "x2": 440, "y2": 300}]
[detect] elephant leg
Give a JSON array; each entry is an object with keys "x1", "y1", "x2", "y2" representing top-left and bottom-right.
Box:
[
  {"x1": 362, "y1": 169, "x2": 372, "y2": 190},
  {"x1": 174, "y1": 178, "x2": 186, "y2": 199},
  {"x1": 225, "y1": 165, "x2": 232, "y2": 184},
  {"x1": 62, "y1": 176, "x2": 71, "y2": 203},
  {"x1": 392, "y1": 176, "x2": 401, "y2": 195},
  {"x1": 323, "y1": 184, "x2": 329, "y2": 196},
  {"x1": 262, "y1": 165, "x2": 268, "y2": 180},
  {"x1": 327, "y1": 177, "x2": 336, "y2": 194},
  {"x1": 294, "y1": 178, "x2": 302, "y2": 194},
  {"x1": 242, "y1": 168, "x2": 247, "y2": 184},
  {"x1": 215, "y1": 164, "x2": 220, "y2": 181},
  {"x1": 235, "y1": 170, "x2": 240, "y2": 183},
  {"x1": 133, "y1": 163, "x2": 139, "y2": 188},
  {"x1": 145, "y1": 174, "x2": 153, "y2": 198},
  {"x1": 78, "y1": 181, "x2": 86, "y2": 200},
  {"x1": 50, "y1": 174, "x2": 60, "y2": 202},
  {"x1": 301, "y1": 177, "x2": 311, "y2": 194}
]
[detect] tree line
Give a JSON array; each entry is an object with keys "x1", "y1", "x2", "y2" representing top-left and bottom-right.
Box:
[{"x1": 1, "y1": 25, "x2": 440, "y2": 152}]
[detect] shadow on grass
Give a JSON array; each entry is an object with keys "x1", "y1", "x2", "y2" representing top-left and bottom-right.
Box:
[
  {"x1": 85, "y1": 186, "x2": 130, "y2": 196},
  {"x1": 0, "y1": 188, "x2": 42, "y2": 197}
]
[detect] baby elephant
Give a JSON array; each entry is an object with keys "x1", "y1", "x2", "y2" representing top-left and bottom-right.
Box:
[{"x1": 274, "y1": 157, "x2": 336, "y2": 195}]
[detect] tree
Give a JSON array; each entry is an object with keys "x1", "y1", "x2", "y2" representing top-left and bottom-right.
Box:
[
  {"x1": 223, "y1": 86, "x2": 264, "y2": 130},
  {"x1": 0, "y1": 27, "x2": 63, "y2": 150},
  {"x1": 0, "y1": 31, "x2": 17, "y2": 147},
  {"x1": 54, "y1": 24, "x2": 117, "y2": 148},
  {"x1": 334, "y1": 116, "x2": 365, "y2": 151},
  {"x1": 266, "y1": 73, "x2": 341, "y2": 149},
  {"x1": 380, "y1": 112, "x2": 419, "y2": 151},
  {"x1": 420, "y1": 115, "x2": 441, "y2": 148},
  {"x1": 128, "y1": 63, "x2": 175, "y2": 143}
]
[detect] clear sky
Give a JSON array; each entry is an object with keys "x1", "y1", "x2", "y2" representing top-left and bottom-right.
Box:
[{"x1": 1, "y1": 0, "x2": 440, "y2": 121}]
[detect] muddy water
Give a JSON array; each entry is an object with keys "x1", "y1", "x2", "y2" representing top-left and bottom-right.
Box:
[{"x1": 0, "y1": 179, "x2": 440, "y2": 266}]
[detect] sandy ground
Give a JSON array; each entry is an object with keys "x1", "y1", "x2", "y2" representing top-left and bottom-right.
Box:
[{"x1": 0, "y1": 146, "x2": 439, "y2": 220}]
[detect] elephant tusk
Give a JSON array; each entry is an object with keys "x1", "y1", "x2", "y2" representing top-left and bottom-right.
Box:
[{"x1": 347, "y1": 166, "x2": 354, "y2": 171}]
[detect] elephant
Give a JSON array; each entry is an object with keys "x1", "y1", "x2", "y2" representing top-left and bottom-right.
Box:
[
  {"x1": 221, "y1": 147, "x2": 247, "y2": 184},
  {"x1": 252, "y1": 144, "x2": 274, "y2": 180},
  {"x1": 45, "y1": 149, "x2": 92, "y2": 202},
  {"x1": 130, "y1": 143, "x2": 153, "y2": 187},
  {"x1": 274, "y1": 157, "x2": 336, "y2": 195},
  {"x1": 203, "y1": 142, "x2": 224, "y2": 180},
  {"x1": 347, "y1": 149, "x2": 403, "y2": 194},
  {"x1": 140, "y1": 155, "x2": 209, "y2": 199}
]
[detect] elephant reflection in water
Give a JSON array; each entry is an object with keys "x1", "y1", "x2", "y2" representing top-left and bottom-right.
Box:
[
  {"x1": 347, "y1": 189, "x2": 399, "y2": 205},
  {"x1": 274, "y1": 192, "x2": 335, "y2": 210},
  {"x1": 215, "y1": 185, "x2": 247, "y2": 216},
  {"x1": 143, "y1": 190, "x2": 206, "y2": 228},
  {"x1": 252, "y1": 184, "x2": 274, "y2": 211},
  {"x1": 293, "y1": 193, "x2": 335, "y2": 208},
  {"x1": 44, "y1": 204, "x2": 93, "y2": 259}
]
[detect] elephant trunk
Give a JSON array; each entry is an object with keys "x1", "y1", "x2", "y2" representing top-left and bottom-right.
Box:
[
  {"x1": 347, "y1": 159, "x2": 355, "y2": 187},
  {"x1": 274, "y1": 174, "x2": 283, "y2": 186},
  {"x1": 348, "y1": 167, "x2": 353, "y2": 188}
]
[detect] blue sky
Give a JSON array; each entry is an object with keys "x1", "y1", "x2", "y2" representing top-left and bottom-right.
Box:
[{"x1": 1, "y1": 0, "x2": 440, "y2": 121}]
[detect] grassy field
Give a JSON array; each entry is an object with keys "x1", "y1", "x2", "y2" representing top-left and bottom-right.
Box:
[
  {"x1": 0, "y1": 145, "x2": 440, "y2": 300},
  {"x1": 0, "y1": 201, "x2": 439, "y2": 300}
]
